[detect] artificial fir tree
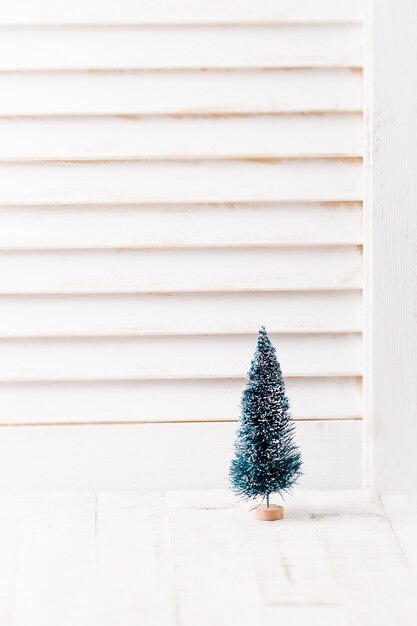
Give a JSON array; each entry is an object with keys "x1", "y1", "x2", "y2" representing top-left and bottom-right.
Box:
[{"x1": 230, "y1": 327, "x2": 302, "y2": 520}]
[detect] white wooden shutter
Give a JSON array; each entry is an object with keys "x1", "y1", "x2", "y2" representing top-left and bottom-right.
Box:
[{"x1": 0, "y1": 0, "x2": 363, "y2": 490}]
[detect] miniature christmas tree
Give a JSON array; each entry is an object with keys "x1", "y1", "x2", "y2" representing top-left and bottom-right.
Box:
[{"x1": 229, "y1": 327, "x2": 302, "y2": 520}]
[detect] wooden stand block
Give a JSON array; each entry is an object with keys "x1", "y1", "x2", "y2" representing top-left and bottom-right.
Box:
[{"x1": 253, "y1": 504, "x2": 284, "y2": 521}]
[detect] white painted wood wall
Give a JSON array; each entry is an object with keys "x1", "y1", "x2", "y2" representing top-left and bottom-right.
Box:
[
  {"x1": 0, "y1": 0, "x2": 363, "y2": 490},
  {"x1": 367, "y1": 0, "x2": 417, "y2": 493}
]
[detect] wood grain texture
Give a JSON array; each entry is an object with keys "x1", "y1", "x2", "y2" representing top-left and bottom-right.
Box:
[
  {"x1": 263, "y1": 606, "x2": 350, "y2": 626},
  {"x1": 240, "y1": 490, "x2": 340, "y2": 605},
  {"x1": 381, "y1": 495, "x2": 417, "y2": 577},
  {"x1": 0, "y1": 115, "x2": 363, "y2": 161},
  {"x1": 0, "y1": 421, "x2": 362, "y2": 490},
  {"x1": 0, "y1": 0, "x2": 363, "y2": 25},
  {"x1": 0, "y1": 377, "x2": 362, "y2": 424},
  {"x1": 0, "y1": 70, "x2": 362, "y2": 116},
  {"x1": 1, "y1": 490, "x2": 417, "y2": 626},
  {"x1": 0, "y1": 333, "x2": 362, "y2": 381},
  {"x1": 0, "y1": 291, "x2": 363, "y2": 337},
  {"x1": 11, "y1": 493, "x2": 96, "y2": 626},
  {"x1": 309, "y1": 491, "x2": 417, "y2": 625},
  {"x1": 96, "y1": 492, "x2": 176, "y2": 626},
  {"x1": 0, "y1": 516, "x2": 20, "y2": 626},
  {"x1": 0, "y1": 247, "x2": 363, "y2": 294},
  {"x1": 369, "y1": 1, "x2": 417, "y2": 493},
  {"x1": 0, "y1": 25, "x2": 362, "y2": 70},
  {"x1": 0, "y1": 203, "x2": 363, "y2": 248},
  {"x1": 0, "y1": 161, "x2": 363, "y2": 205},
  {"x1": 168, "y1": 504, "x2": 259, "y2": 626}
]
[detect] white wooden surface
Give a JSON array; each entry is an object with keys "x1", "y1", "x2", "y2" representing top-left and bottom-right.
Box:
[
  {"x1": 0, "y1": 117, "x2": 362, "y2": 161},
  {"x1": 0, "y1": 334, "x2": 362, "y2": 380},
  {"x1": 0, "y1": 25, "x2": 362, "y2": 70},
  {"x1": 0, "y1": 161, "x2": 362, "y2": 204},
  {"x1": 0, "y1": 0, "x2": 363, "y2": 489},
  {"x1": 0, "y1": 422, "x2": 361, "y2": 491},
  {"x1": 0, "y1": 377, "x2": 362, "y2": 423},
  {"x1": 0, "y1": 292, "x2": 363, "y2": 335},
  {"x1": 0, "y1": 1, "x2": 363, "y2": 25},
  {"x1": 0, "y1": 248, "x2": 363, "y2": 293},
  {"x1": 0, "y1": 71, "x2": 363, "y2": 116},
  {"x1": 366, "y1": 1, "x2": 417, "y2": 493},
  {"x1": 0, "y1": 489, "x2": 416, "y2": 626}
]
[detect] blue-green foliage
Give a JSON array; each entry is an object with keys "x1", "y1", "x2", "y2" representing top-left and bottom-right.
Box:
[{"x1": 229, "y1": 327, "x2": 302, "y2": 501}]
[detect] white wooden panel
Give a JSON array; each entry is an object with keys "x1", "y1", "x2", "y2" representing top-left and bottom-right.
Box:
[
  {"x1": 0, "y1": 247, "x2": 362, "y2": 294},
  {"x1": 0, "y1": 1, "x2": 363, "y2": 25},
  {"x1": 0, "y1": 0, "x2": 363, "y2": 490},
  {"x1": 0, "y1": 334, "x2": 362, "y2": 381},
  {"x1": 3, "y1": 491, "x2": 417, "y2": 626},
  {"x1": 0, "y1": 518, "x2": 20, "y2": 626},
  {"x1": 263, "y1": 607, "x2": 349, "y2": 626},
  {"x1": 0, "y1": 203, "x2": 363, "y2": 249},
  {"x1": 0, "y1": 377, "x2": 362, "y2": 424},
  {"x1": 0, "y1": 161, "x2": 362, "y2": 205},
  {"x1": 96, "y1": 492, "x2": 176, "y2": 626},
  {"x1": 0, "y1": 25, "x2": 362, "y2": 70},
  {"x1": 12, "y1": 494, "x2": 95, "y2": 626},
  {"x1": 241, "y1": 492, "x2": 340, "y2": 606},
  {"x1": 0, "y1": 115, "x2": 363, "y2": 161},
  {"x1": 382, "y1": 496, "x2": 417, "y2": 577},
  {"x1": 0, "y1": 420, "x2": 362, "y2": 490},
  {"x1": 309, "y1": 491, "x2": 417, "y2": 626},
  {"x1": 168, "y1": 504, "x2": 259, "y2": 626},
  {"x1": 0, "y1": 70, "x2": 362, "y2": 116},
  {"x1": 0, "y1": 292, "x2": 363, "y2": 337},
  {"x1": 164, "y1": 491, "x2": 347, "y2": 623},
  {"x1": 368, "y1": 0, "x2": 417, "y2": 493},
  {"x1": 289, "y1": 377, "x2": 362, "y2": 420}
]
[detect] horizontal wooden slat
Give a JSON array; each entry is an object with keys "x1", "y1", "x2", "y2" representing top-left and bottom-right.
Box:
[
  {"x1": 0, "y1": 377, "x2": 362, "y2": 423},
  {"x1": 0, "y1": 115, "x2": 362, "y2": 161},
  {"x1": 0, "y1": 25, "x2": 362, "y2": 70},
  {"x1": 0, "y1": 203, "x2": 363, "y2": 249},
  {"x1": 0, "y1": 161, "x2": 362, "y2": 205},
  {"x1": 0, "y1": 247, "x2": 362, "y2": 294},
  {"x1": 0, "y1": 1, "x2": 363, "y2": 26},
  {"x1": 0, "y1": 292, "x2": 363, "y2": 337},
  {"x1": 0, "y1": 420, "x2": 362, "y2": 490},
  {"x1": 0, "y1": 334, "x2": 362, "y2": 381},
  {"x1": 0, "y1": 70, "x2": 362, "y2": 116}
]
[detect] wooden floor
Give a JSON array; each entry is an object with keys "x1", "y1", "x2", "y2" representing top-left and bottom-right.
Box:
[{"x1": 0, "y1": 490, "x2": 416, "y2": 626}]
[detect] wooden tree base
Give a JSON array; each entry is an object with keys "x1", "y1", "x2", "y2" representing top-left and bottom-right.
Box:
[{"x1": 252, "y1": 504, "x2": 284, "y2": 521}]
